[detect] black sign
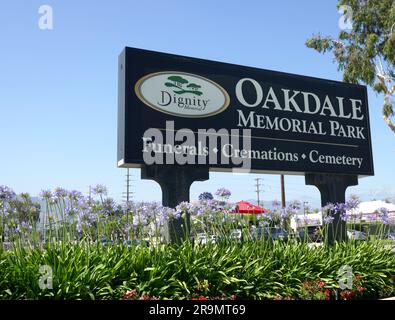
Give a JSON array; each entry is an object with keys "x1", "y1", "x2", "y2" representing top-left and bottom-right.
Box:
[{"x1": 118, "y1": 47, "x2": 374, "y2": 176}]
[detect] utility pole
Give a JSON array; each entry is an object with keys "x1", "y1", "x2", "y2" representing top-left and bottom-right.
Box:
[
  {"x1": 122, "y1": 169, "x2": 134, "y2": 223},
  {"x1": 280, "y1": 175, "x2": 286, "y2": 208},
  {"x1": 254, "y1": 178, "x2": 263, "y2": 207},
  {"x1": 123, "y1": 168, "x2": 134, "y2": 204}
]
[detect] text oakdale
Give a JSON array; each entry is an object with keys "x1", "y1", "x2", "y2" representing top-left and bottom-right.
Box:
[{"x1": 235, "y1": 78, "x2": 366, "y2": 139}]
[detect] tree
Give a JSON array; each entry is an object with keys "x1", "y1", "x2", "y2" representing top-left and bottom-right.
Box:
[
  {"x1": 165, "y1": 76, "x2": 188, "y2": 89},
  {"x1": 306, "y1": 0, "x2": 395, "y2": 133}
]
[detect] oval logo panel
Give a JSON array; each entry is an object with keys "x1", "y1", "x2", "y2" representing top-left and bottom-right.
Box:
[{"x1": 135, "y1": 71, "x2": 230, "y2": 118}]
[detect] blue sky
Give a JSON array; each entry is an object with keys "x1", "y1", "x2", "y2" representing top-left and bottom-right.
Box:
[{"x1": 0, "y1": 0, "x2": 394, "y2": 208}]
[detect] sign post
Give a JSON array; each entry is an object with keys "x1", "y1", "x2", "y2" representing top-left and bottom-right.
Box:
[
  {"x1": 118, "y1": 47, "x2": 374, "y2": 243},
  {"x1": 305, "y1": 173, "x2": 358, "y2": 243},
  {"x1": 141, "y1": 165, "x2": 208, "y2": 243}
]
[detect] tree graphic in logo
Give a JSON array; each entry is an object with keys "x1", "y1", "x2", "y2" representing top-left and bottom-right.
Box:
[{"x1": 164, "y1": 76, "x2": 203, "y2": 96}]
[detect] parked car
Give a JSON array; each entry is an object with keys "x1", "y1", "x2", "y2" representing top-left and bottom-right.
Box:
[
  {"x1": 385, "y1": 232, "x2": 395, "y2": 240},
  {"x1": 123, "y1": 239, "x2": 149, "y2": 248},
  {"x1": 297, "y1": 226, "x2": 322, "y2": 242},
  {"x1": 271, "y1": 228, "x2": 288, "y2": 240},
  {"x1": 258, "y1": 227, "x2": 288, "y2": 241},
  {"x1": 101, "y1": 238, "x2": 114, "y2": 246},
  {"x1": 347, "y1": 230, "x2": 366, "y2": 240}
]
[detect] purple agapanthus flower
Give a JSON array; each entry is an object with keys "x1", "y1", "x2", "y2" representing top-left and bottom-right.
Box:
[
  {"x1": 0, "y1": 185, "x2": 16, "y2": 201},
  {"x1": 215, "y1": 188, "x2": 231, "y2": 199},
  {"x1": 323, "y1": 215, "x2": 335, "y2": 224},
  {"x1": 340, "y1": 211, "x2": 349, "y2": 222},
  {"x1": 197, "y1": 207, "x2": 207, "y2": 217},
  {"x1": 68, "y1": 190, "x2": 83, "y2": 201},
  {"x1": 272, "y1": 200, "x2": 281, "y2": 208},
  {"x1": 123, "y1": 201, "x2": 137, "y2": 214},
  {"x1": 15, "y1": 221, "x2": 33, "y2": 234},
  {"x1": 170, "y1": 209, "x2": 181, "y2": 220},
  {"x1": 376, "y1": 207, "x2": 389, "y2": 224},
  {"x1": 89, "y1": 213, "x2": 98, "y2": 222},
  {"x1": 39, "y1": 189, "x2": 53, "y2": 200},
  {"x1": 334, "y1": 202, "x2": 347, "y2": 212},
  {"x1": 175, "y1": 201, "x2": 192, "y2": 214},
  {"x1": 54, "y1": 187, "x2": 68, "y2": 199},
  {"x1": 92, "y1": 184, "x2": 107, "y2": 196},
  {"x1": 323, "y1": 203, "x2": 335, "y2": 212},
  {"x1": 198, "y1": 192, "x2": 214, "y2": 201},
  {"x1": 345, "y1": 197, "x2": 360, "y2": 211},
  {"x1": 65, "y1": 204, "x2": 77, "y2": 217},
  {"x1": 280, "y1": 208, "x2": 289, "y2": 220},
  {"x1": 155, "y1": 207, "x2": 170, "y2": 226},
  {"x1": 102, "y1": 198, "x2": 116, "y2": 215},
  {"x1": 190, "y1": 204, "x2": 206, "y2": 217},
  {"x1": 333, "y1": 200, "x2": 359, "y2": 221}
]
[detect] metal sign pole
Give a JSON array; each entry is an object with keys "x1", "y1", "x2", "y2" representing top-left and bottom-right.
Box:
[{"x1": 305, "y1": 173, "x2": 358, "y2": 244}]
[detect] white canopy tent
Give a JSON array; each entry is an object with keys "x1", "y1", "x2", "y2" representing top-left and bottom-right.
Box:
[{"x1": 355, "y1": 200, "x2": 395, "y2": 214}]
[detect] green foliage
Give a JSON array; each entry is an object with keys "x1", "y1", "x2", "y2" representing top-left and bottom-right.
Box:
[
  {"x1": 306, "y1": 0, "x2": 395, "y2": 132},
  {"x1": 0, "y1": 240, "x2": 393, "y2": 300},
  {"x1": 167, "y1": 76, "x2": 188, "y2": 85}
]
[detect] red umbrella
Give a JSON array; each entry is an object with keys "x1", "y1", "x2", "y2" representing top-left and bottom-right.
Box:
[{"x1": 232, "y1": 201, "x2": 267, "y2": 214}]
